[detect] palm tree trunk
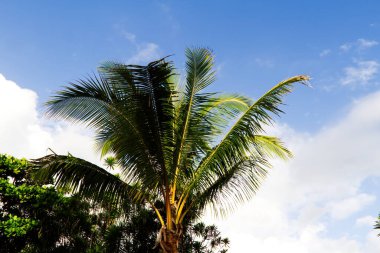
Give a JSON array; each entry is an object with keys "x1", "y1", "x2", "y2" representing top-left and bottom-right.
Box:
[{"x1": 160, "y1": 229, "x2": 180, "y2": 253}]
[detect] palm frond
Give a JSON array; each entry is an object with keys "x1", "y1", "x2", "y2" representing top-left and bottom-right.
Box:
[
  {"x1": 174, "y1": 94, "x2": 252, "y2": 194},
  {"x1": 178, "y1": 135, "x2": 291, "y2": 220},
  {"x1": 171, "y1": 48, "x2": 216, "y2": 196},
  {"x1": 200, "y1": 94, "x2": 252, "y2": 141},
  {"x1": 183, "y1": 157, "x2": 268, "y2": 220},
  {"x1": 99, "y1": 59, "x2": 175, "y2": 174},
  {"x1": 178, "y1": 75, "x2": 309, "y2": 211},
  {"x1": 31, "y1": 154, "x2": 150, "y2": 205},
  {"x1": 46, "y1": 58, "x2": 176, "y2": 195}
]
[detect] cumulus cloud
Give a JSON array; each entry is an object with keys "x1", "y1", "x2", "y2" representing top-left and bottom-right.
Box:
[
  {"x1": 0, "y1": 74, "x2": 101, "y2": 164},
  {"x1": 206, "y1": 90, "x2": 380, "y2": 252},
  {"x1": 340, "y1": 60, "x2": 379, "y2": 86}
]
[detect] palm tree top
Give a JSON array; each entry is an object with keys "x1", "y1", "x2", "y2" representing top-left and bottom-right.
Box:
[{"x1": 33, "y1": 47, "x2": 309, "y2": 253}]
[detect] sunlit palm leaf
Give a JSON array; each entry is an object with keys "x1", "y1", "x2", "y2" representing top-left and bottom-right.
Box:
[
  {"x1": 171, "y1": 48, "x2": 216, "y2": 183},
  {"x1": 174, "y1": 94, "x2": 252, "y2": 193},
  {"x1": 178, "y1": 75, "x2": 309, "y2": 216},
  {"x1": 178, "y1": 135, "x2": 291, "y2": 220}
]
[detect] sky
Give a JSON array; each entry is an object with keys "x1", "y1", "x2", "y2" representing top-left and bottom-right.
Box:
[{"x1": 1, "y1": 1, "x2": 380, "y2": 252}]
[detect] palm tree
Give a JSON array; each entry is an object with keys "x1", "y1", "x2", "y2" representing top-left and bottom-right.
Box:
[{"x1": 33, "y1": 48, "x2": 309, "y2": 253}]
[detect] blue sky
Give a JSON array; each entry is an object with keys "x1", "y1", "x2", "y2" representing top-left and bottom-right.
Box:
[
  {"x1": 2, "y1": 0, "x2": 380, "y2": 132},
  {"x1": 1, "y1": 1, "x2": 380, "y2": 252}
]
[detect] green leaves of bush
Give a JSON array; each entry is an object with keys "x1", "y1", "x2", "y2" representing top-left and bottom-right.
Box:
[{"x1": 0, "y1": 215, "x2": 38, "y2": 237}]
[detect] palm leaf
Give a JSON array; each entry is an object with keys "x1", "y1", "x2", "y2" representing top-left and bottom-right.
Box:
[
  {"x1": 178, "y1": 75, "x2": 309, "y2": 214},
  {"x1": 46, "y1": 58, "x2": 176, "y2": 195},
  {"x1": 31, "y1": 154, "x2": 150, "y2": 205},
  {"x1": 177, "y1": 135, "x2": 291, "y2": 221},
  {"x1": 173, "y1": 94, "x2": 252, "y2": 195},
  {"x1": 171, "y1": 48, "x2": 216, "y2": 199}
]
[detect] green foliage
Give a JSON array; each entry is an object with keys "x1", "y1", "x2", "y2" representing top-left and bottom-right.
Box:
[
  {"x1": 375, "y1": 214, "x2": 380, "y2": 236},
  {"x1": 0, "y1": 154, "x2": 94, "y2": 253},
  {"x1": 104, "y1": 156, "x2": 117, "y2": 170},
  {"x1": 0, "y1": 154, "x2": 29, "y2": 178},
  {"x1": 0, "y1": 214, "x2": 38, "y2": 237}
]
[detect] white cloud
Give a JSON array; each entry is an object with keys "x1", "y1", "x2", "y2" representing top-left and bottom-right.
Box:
[
  {"x1": 356, "y1": 216, "x2": 377, "y2": 227},
  {"x1": 0, "y1": 74, "x2": 101, "y2": 164},
  {"x1": 224, "y1": 229, "x2": 364, "y2": 253},
  {"x1": 340, "y1": 60, "x2": 379, "y2": 86},
  {"x1": 364, "y1": 231, "x2": 380, "y2": 252},
  {"x1": 206, "y1": 89, "x2": 380, "y2": 252},
  {"x1": 328, "y1": 194, "x2": 376, "y2": 220},
  {"x1": 126, "y1": 43, "x2": 161, "y2": 64},
  {"x1": 357, "y1": 39, "x2": 379, "y2": 50}
]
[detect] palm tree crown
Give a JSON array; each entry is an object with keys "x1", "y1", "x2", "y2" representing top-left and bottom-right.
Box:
[{"x1": 33, "y1": 48, "x2": 309, "y2": 252}]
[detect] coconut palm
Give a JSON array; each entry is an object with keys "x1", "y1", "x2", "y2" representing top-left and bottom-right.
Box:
[{"x1": 33, "y1": 48, "x2": 309, "y2": 253}]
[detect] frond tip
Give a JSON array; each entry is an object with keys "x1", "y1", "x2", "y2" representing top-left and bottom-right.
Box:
[{"x1": 288, "y1": 75, "x2": 311, "y2": 86}]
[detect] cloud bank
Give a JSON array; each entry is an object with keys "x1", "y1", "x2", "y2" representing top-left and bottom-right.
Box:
[{"x1": 0, "y1": 74, "x2": 101, "y2": 164}]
